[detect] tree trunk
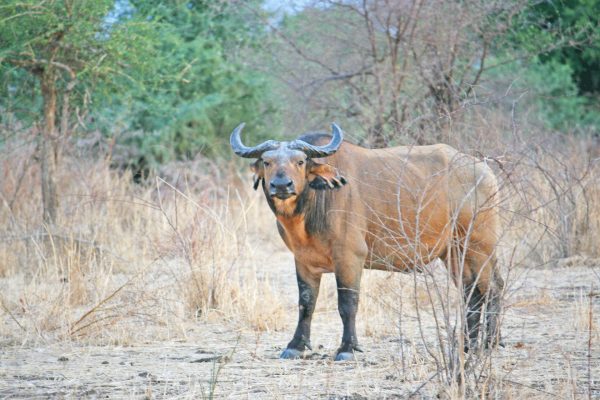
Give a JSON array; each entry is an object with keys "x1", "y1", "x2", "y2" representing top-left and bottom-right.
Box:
[{"x1": 40, "y1": 67, "x2": 59, "y2": 225}]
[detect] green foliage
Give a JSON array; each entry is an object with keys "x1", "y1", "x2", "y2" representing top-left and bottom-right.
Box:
[
  {"x1": 0, "y1": 0, "x2": 279, "y2": 169},
  {"x1": 528, "y1": 0, "x2": 600, "y2": 95},
  {"x1": 94, "y1": 0, "x2": 279, "y2": 166},
  {"x1": 0, "y1": 0, "x2": 160, "y2": 133},
  {"x1": 488, "y1": 56, "x2": 598, "y2": 131},
  {"x1": 0, "y1": 1, "x2": 105, "y2": 123},
  {"x1": 520, "y1": 58, "x2": 588, "y2": 130},
  {"x1": 495, "y1": 0, "x2": 600, "y2": 132}
]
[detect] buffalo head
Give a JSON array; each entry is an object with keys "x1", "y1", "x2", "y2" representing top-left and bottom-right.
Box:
[{"x1": 230, "y1": 124, "x2": 347, "y2": 202}]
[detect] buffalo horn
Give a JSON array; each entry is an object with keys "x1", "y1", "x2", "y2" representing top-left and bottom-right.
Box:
[
  {"x1": 230, "y1": 123, "x2": 280, "y2": 158},
  {"x1": 289, "y1": 123, "x2": 344, "y2": 158}
]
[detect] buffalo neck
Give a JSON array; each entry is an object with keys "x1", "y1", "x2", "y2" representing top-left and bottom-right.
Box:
[{"x1": 263, "y1": 182, "x2": 330, "y2": 236}]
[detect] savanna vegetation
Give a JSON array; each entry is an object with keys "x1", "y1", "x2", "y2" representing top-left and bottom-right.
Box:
[{"x1": 1, "y1": 0, "x2": 599, "y2": 398}]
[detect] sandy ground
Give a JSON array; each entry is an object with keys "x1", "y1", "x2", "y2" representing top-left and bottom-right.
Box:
[{"x1": 2, "y1": 245, "x2": 600, "y2": 399}]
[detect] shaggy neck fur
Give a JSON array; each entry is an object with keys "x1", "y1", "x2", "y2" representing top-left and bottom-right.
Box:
[{"x1": 263, "y1": 181, "x2": 331, "y2": 236}]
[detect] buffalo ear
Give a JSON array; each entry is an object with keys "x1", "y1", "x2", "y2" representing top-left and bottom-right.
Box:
[
  {"x1": 250, "y1": 160, "x2": 264, "y2": 190},
  {"x1": 308, "y1": 161, "x2": 347, "y2": 190}
]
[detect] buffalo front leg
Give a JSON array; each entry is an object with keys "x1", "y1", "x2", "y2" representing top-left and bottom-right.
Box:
[
  {"x1": 334, "y1": 269, "x2": 363, "y2": 361},
  {"x1": 280, "y1": 266, "x2": 321, "y2": 359}
]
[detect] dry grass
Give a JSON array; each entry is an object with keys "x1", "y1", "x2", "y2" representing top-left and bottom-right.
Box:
[
  {"x1": 1, "y1": 126, "x2": 599, "y2": 398},
  {"x1": 0, "y1": 138, "x2": 287, "y2": 345},
  {"x1": 501, "y1": 136, "x2": 600, "y2": 264}
]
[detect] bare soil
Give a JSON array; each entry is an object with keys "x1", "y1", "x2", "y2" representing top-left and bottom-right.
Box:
[{"x1": 2, "y1": 248, "x2": 600, "y2": 399}]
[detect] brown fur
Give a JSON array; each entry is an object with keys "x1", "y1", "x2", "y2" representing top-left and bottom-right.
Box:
[{"x1": 270, "y1": 137, "x2": 501, "y2": 294}]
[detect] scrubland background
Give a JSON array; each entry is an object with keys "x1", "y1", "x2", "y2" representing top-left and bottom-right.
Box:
[{"x1": 1, "y1": 1, "x2": 599, "y2": 398}]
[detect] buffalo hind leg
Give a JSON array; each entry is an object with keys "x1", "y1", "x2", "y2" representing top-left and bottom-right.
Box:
[
  {"x1": 443, "y1": 243, "x2": 485, "y2": 352},
  {"x1": 280, "y1": 267, "x2": 321, "y2": 359},
  {"x1": 464, "y1": 282, "x2": 484, "y2": 352},
  {"x1": 464, "y1": 246, "x2": 504, "y2": 352},
  {"x1": 335, "y1": 271, "x2": 363, "y2": 361}
]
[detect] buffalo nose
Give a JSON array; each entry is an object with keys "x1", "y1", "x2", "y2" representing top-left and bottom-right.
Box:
[{"x1": 270, "y1": 178, "x2": 293, "y2": 191}]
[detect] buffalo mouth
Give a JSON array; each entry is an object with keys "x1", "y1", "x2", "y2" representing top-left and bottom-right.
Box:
[{"x1": 271, "y1": 191, "x2": 296, "y2": 200}]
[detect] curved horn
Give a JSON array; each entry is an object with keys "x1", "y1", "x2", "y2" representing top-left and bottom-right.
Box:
[
  {"x1": 288, "y1": 123, "x2": 344, "y2": 158},
  {"x1": 230, "y1": 123, "x2": 280, "y2": 158}
]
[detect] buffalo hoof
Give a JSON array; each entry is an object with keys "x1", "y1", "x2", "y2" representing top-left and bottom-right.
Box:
[
  {"x1": 334, "y1": 352, "x2": 356, "y2": 362},
  {"x1": 280, "y1": 348, "x2": 303, "y2": 359}
]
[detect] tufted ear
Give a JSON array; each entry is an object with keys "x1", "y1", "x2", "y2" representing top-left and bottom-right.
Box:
[
  {"x1": 308, "y1": 161, "x2": 347, "y2": 190},
  {"x1": 250, "y1": 160, "x2": 264, "y2": 190}
]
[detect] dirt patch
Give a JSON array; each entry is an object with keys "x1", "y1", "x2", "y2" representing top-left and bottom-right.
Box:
[{"x1": 2, "y1": 262, "x2": 599, "y2": 398}]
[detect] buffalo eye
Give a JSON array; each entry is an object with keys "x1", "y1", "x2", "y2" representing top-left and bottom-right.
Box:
[{"x1": 263, "y1": 161, "x2": 270, "y2": 167}]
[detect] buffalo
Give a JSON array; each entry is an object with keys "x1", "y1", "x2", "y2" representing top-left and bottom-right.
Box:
[{"x1": 231, "y1": 123, "x2": 504, "y2": 361}]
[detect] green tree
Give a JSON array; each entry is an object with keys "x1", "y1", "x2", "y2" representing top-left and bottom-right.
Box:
[
  {"x1": 495, "y1": 0, "x2": 600, "y2": 131},
  {"x1": 98, "y1": 0, "x2": 278, "y2": 172},
  {"x1": 527, "y1": 0, "x2": 600, "y2": 95},
  {"x1": 487, "y1": 56, "x2": 593, "y2": 131},
  {"x1": 0, "y1": 0, "x2": 155, "y2": 223},
  {"x1": 1, "y1": 0, "x2": 276, "y2": 212}
]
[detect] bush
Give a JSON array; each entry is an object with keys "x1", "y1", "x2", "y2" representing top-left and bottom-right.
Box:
[{"x1": 488, "y1": 56, "x2": 598, "y2": 132}]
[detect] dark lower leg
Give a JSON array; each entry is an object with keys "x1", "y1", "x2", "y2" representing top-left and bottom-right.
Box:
[
  {"x1": 284, "y1": 272, "x2": 320, "y2": 353},
  {"x1": 464, "y1": 282, "x2": 483, "y2": 352},
  {"x1": 336, "y1": 281, "x2": 362, "y2": 357}
]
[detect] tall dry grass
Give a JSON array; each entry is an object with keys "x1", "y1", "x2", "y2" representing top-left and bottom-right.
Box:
[{"x1": 0, "y1": 135, "x2": 287, "y2": 345}]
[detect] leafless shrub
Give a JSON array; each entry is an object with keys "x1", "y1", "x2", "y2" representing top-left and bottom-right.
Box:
[{"x1": 252, "y1": 0, "x2": 531, "y2": 146}]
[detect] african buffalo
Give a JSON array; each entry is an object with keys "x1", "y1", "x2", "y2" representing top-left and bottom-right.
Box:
[{"x1": 231, "y1": 123, "x2": 504, "y2": 361}]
